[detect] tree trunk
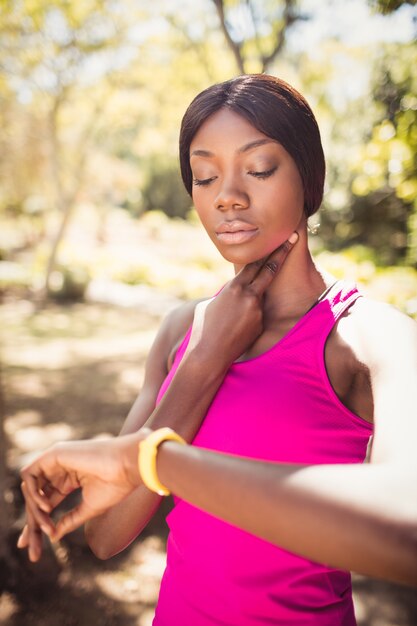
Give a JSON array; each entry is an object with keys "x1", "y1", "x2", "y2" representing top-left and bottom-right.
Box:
[
  {"x1": 211, "y1": 0, "x2": 305, "y2": 75},
  {"x1": 39, "y1": 93, "x2": 101, "y2": 303},
  {"x1": 39, "y1": 95, "x2": 87, "y2": 303},
  {"x1": 211, "y1": 0, "x2": 245, "y2": 73},
  {"x1": 42, "y1": 196, "x2": 77, "y2": 300}
]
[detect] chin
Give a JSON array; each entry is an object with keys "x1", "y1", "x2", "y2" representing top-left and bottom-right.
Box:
[
  {"x1": 217, "y1": 248, "x2": 268, "y2": 267},
  {"x1": 217, "y1": 241, "x2": 288, "y2": 267}
]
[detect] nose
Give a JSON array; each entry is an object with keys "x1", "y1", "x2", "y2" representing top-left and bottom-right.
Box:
[{"x1": 214, "y1": 178, "x2": 249, "y2": 212}]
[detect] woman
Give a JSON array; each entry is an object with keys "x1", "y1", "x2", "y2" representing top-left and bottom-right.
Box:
[{"x1": 19, "y1": 75, "x2": 417, "y2": 625}]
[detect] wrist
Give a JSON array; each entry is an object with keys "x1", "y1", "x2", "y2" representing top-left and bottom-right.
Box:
[
  {"x1": 138, "y1": 427, "x2": 186, "y2": 496},
  {"x1": 120, "y1": 430, "x2": 152, "y2": 489},
  {"x1": 181, "y1": 349, "x2": 230, "y2": 382}
]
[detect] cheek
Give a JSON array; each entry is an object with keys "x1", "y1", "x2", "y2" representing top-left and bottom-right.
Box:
[
  {"x1": 290, "y1": 169, "x2": 305, "y2": 209},
  {"x1": 265, "y1": 184, "x2": 304, "y2": 229},
  {"x1": 276, "y1": 171, "x2": 304, "y2": 210},
  {"x1": 193, "y1": 198, "x2": 218, "y2": 242},
  {"x1": 193, "y1": 189, "x2": 216, "y2": 220},
  {"x1": 294, "y1": 182, "x2": 305, "y2": 212}
]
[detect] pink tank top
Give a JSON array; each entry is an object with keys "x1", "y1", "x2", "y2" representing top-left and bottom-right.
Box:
[{"x1": 153, "y1": 281, "x2": 373, "y2": 626}]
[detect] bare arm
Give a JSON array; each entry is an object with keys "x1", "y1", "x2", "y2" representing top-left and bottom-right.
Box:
[
  {"x1": 84, "y1": 304, "x2": 196, "y2": 559},
  {"x1": 20, "y1": 299, "x2": 417, "y2": 584},
  {"x1": 156, "y1": 442, "x2": 417, "y2": 586},
  {"x1": 86, "y1": 293, "x2": 250, "y2": 558},
  {"x1": 20, "y1": 304, "x2": 194, "y2": 561},
  {"x1": 153, "y1": 299, "x2": 417, "y2": 585},
  {"x1": 27, "y1": 303, "x2": 231, "y2": 561},
  {"x1": 19, "y1": 237, "x2": 299, "y2": 561}
]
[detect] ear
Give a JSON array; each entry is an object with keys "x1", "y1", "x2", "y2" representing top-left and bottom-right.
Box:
[{"x1": 307, "y1": 213, "x2": 320, "y2": 236}]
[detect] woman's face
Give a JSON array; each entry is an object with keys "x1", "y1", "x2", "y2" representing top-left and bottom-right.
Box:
[{"x1": 189, "y1": 108, "x2": 305, "y2": 266}]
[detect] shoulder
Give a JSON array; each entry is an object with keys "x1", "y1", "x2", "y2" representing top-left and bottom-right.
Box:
[
  {"x1": 345, "y1": 297, "x2": 417, "y2": 467},
  {"x1": 341, "y1": 296, "x2": 417, "y2": 373},
  {"x1": 326, "y1": 295, "x2": 417, "y2": 424},
  {"x1": 146, "y1": 298, "x2": 207, "y2": 378},
  {"x1": 348, "y1": 295, "x2": 417, "y2": 341},
  {"x1": 161, "y1": 298, "x2": 205, "y2": 349},
  {"x1": 119, "y1": 299, "x2": 207, "y2": 434}
]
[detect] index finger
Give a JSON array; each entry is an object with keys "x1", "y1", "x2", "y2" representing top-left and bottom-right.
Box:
[{"x1": 249, "y1": 231, "x2": 299, "y2": 295}]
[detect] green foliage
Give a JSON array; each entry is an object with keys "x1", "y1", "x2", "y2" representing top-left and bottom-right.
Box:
[
  {"x1": 47, "y1": 265, "x2": 90, "y2": 302},
  {"x1": 317, "y1": 41, "x2": 417, "y2": 266},
  {"x1": 0, "y1": 0, "x2": 416, "y2": 279},
  {"x1": 315, "y1": 246, "x2": 417, "y2": 319},
  {"x1": 319, "y1": 190, "x2": 410, "y2": 265},
  {"x1": 351, "y1": 43, "x2": 417, "y2": 265},
  {"x1": 141, "y1": 157, "x2": 192, "y2": 219},
  {"x1": 0, "y1": 0, "x2": 143, "y2": 282},
  {"x1": 113, "y1": 264, "x2": 153, "y2": 287}
]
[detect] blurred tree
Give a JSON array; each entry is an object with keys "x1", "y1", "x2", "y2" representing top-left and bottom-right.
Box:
[
  {"x1": 210, "y1": 0, "x2": 308, "y2": 73},
  {"x1": 345, "y1": 43, "x2": 416, "y2": 265},
  {"x1": 354, "y1": 1, "x2": 416, "y2": 264},
  {"x1": 1, "y1": 0, "x2": 415, "y2": 278},
  {"x1": 0, "y1": 75, "x2": 49, "y2": 250},
  {"x1": 0, "y1": 0, "x2": 143, "y2": 298},
  {"x1": 0, "y1": 0, "x2": 238, "y2": 290},
  {"x1": 209, "y1": 1, "x2": 416, "y2": 265},
  {"x1": 291, "y1": 30, "x2": 416, "y2": 265},
  {"x1": 352, "y1": 45, "x2": 417, "y2": 267},
  {"x1": 141, "y1": 156, "x2": 192, "y2": 219}
]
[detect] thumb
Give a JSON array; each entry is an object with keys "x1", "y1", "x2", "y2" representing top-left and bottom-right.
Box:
[{"x1": 52, "y1": 501, "x2": 99, "y2": 542}]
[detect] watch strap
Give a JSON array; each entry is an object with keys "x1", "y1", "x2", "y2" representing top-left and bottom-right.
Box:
[{"x1": 138, "y1": 427, "x2": 186, "y2": 496}]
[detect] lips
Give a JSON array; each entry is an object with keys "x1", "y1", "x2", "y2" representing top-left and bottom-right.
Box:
[{"x1": 215, "y1": 220, "x2": 259, "y2": 245}]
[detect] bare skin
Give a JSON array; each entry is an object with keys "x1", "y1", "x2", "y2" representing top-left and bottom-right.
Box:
[
  {"x1": 17, "y1": 286, "x2": 417, "y2": 585},
  {"x1": 18, "y1": 109, "x2": 417, "y2": 587},
  {"x1": 18, "y1": 235, "x2": 299, "y2": 560},
  {"x1": 188, "y1": 108, "x2": 374, "y2": 421}
]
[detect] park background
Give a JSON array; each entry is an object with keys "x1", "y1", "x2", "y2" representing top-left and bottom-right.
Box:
[{"x1": 0, "y1": 0, "x2": 416, "y2": 624}]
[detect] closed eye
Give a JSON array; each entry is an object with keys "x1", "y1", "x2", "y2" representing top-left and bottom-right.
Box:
[
  {"x1": 193, "y1": 166, "x2": 277, "y2": 186},
  {"x1": 249, "y1": 166, "x2": 277, "y2": 179},
  {"x1": 192, "y1": 176, "x2": 217, "y2": 187}
]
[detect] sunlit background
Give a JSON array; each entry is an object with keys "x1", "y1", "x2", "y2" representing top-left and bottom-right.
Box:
[{"x1": 0, "y1": 1, "x2": 416, "y2": 625}]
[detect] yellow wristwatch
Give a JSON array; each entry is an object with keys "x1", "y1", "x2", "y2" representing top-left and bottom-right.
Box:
[{"x1": 138, "y1": 427, "x2": 186, "y2": 496}]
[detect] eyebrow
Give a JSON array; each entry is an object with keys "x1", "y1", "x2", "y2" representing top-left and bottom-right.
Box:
[
  {"x1": 238, "y1": 138, "x2": 276, "y2": 154},
  {"x1": 190, "y1": 138, "x2": 276, "y2": 158}
]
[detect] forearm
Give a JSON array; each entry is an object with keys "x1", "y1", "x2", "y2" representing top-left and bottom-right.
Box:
[
  {"x1": 155, "y1": 442, "x2": 417, "y2": 586},
  {"x1": 86, "y1": 352, "x2": 228, "y2": 557},
  {"x1": 144, "y1": 351, "x2": 228, "y2": 439},
  {"x1": 85, "y1": 486, "x2": 160, "y2": 559}
]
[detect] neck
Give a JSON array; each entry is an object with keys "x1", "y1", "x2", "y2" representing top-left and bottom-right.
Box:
[{"x1": 236, "y1": 229, "x2": 332, "y2": 326}]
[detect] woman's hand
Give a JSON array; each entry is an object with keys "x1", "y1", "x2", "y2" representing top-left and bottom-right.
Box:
[
  {"x1": 18, "y1": 431, "x2": 147, "y2": 560},
  {"x1": 186, "y1": 232, "x2": 298, "y2": 369},
  {"x1": 17, "y1": 232, "x2": 298, "y2": 561}
]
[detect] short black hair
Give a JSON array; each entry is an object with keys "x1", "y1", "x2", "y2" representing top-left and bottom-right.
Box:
[{"x1": 179, "y1": 74, "x2": 325, "y2": 217}]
